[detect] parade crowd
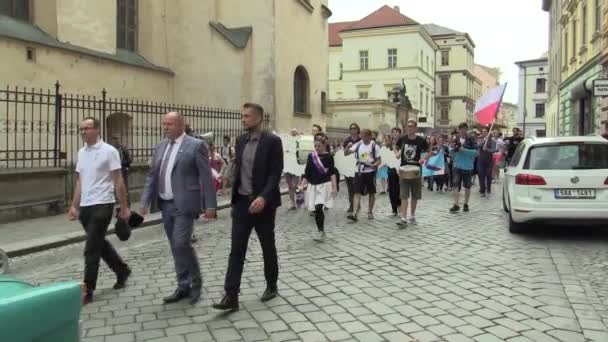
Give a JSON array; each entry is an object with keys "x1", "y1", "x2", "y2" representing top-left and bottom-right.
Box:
[{"x1": 67, "y1": 102, "x2": 525, "y2": 311}]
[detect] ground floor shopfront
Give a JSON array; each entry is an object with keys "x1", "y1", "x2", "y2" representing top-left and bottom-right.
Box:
[{"x1": 559, "y1": 62, "x2": 603, "y2": 136}]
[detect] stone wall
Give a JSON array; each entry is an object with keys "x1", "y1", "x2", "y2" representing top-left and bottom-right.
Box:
[{"x1": 0, "y1": 163, "x2": 152, "y2": 224}]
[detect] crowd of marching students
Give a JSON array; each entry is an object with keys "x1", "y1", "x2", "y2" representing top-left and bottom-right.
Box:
[{"x1": 282, "y1": 121, "x2": 525, "y2": 241}]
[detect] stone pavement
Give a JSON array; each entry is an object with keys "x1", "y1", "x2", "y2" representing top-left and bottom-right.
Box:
[
  {"x1": 2, "y1": 192, "x2": 239, "y2": 256},
  {"x1": 9, "y1": 186, "x2": 608, "y2": 342}
]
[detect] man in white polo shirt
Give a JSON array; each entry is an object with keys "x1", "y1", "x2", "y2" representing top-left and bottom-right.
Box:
[{"x1": 67, "y1": 117, "x2": 132, "y2": 304}]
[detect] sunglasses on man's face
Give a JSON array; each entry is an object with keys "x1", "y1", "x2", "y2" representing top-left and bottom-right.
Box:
[{"x1": 407, "y1": 125, "x2": 416, "y2": 128}]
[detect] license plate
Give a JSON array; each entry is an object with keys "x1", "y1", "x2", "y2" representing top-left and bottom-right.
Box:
[{"x1": 554, "y1": 189, "x2": 596, "y2": 199}]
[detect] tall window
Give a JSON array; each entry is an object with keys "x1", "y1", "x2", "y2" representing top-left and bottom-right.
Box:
[
  {"x1": 572, "y1": 18, "x2": 577, "y2": 55},
  {"x1": 426, "y1": 56, "x2": 429, "y2": 72},
  {"x1": 441, "y1": 77, "x2": 449, "y2": 96},
  {"x1": 596, "y1": 0, "x2": 602, "y2": 32},
  {"x1": 321, "y1": 92, "x2": 327, "y2": 114},
  {"x1": 359, "y1": 51, "x2": 369, "y2": 70},
  {"x1": 358, "y1": 91, "x2": 368, "y2": 99},
  {"x1": 388, "y1": 49, "x2": 397, "y2": 69},
  {"x1": 425, "y1": 92, "x2": 429, "y2": 117},
  {"x1": 294, "y1": 66, "x2": 309, "y2": 114},
  {"x1": 536, "y1": 78, "x2": 547, "y2": 93},
  {"x1": 117, "y1": 0, "x2": 137, "y2": 51},
  {"x1": 441, "y1": 50, "x2": 449, "y2": 66},
  {"x1": 535, "y1": 103, "x2": 545, "y2": 118},
  {"x1": 339, "y1": 63, "x2": 343, "y2": 80},
  {"x1": 582, "y1": 4, "x2": 587, "y2": 44},
  {"x1": 440, "y1": 105, "x2": 449, "y2": 120},
  {"x1": 0, "y1": 0, "x2": 30, "y2": 21},
  {"x1": 564, "y1": 31, "x2": 569, "y2": 64}
]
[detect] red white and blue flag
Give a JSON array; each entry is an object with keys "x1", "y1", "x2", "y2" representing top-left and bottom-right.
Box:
[{"x1": 474, "y1": 83, "x2": 507, "y2": 126}]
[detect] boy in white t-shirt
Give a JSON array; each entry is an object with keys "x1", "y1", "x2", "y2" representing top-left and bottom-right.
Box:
[{"x1": 345, "y1": 129, "x2": 381, "y2": 221}]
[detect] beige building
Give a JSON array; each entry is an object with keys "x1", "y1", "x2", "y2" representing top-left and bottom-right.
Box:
[
  {"x1": 0, "y1": 0, "x2": 331, "y2": 133},
  {"x1": 0, "y1": 0, "x2": 331, "y2": 222},
  {"x1": 473, "y1": 64, "x2": 500, "y2": 95},
  {"x1": 328, "y1": 5, "x2": 437, "y2": 135},
  {"x1": 423, "y1": 24, "x2": 481, "y2": 132}
]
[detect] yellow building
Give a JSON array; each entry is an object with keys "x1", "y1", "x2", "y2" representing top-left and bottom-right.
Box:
[
  {"x1": 542, "y1": 0, "x2": 563, "y2": 137},
  {"x1": 423, "y1": 24, "x2": 481, "y2": 131},
  {"x1": 474, "y1": 64, "x2": 500, "y2": 95},
  {"x1": 600, "y1": 0, "x2": 608, "y2": 128},
  {"x1": 0, "y1": 0, "x2": 330, "y2": 133},
  {"x1": 328, "y1": 5, "x2": 437, "y2": 135},
  {"x1": 557, "y1": 0, "x2": 603, "y2": 135},
  {"x1": 499, "y1": 102, "x2": 519, "y2": 134}
]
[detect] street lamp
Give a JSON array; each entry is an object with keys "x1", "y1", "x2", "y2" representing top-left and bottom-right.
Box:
[{"x1": 392, "y1": 78, "x2": 412, "y2": 126}]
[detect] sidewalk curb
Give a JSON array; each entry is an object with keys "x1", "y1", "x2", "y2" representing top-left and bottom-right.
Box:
[{"x1": 8, "y1": 190, "x2": 290, "y2": 258}]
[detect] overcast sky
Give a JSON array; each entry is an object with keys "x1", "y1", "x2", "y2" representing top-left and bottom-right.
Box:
[{"x1": 327, "y1": 0, "x2": 549, "y2": 104}]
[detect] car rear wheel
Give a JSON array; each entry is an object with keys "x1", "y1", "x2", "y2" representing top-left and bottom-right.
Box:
[{"x1": 508, "y1": 208, "x2": 526, "y2": 234}]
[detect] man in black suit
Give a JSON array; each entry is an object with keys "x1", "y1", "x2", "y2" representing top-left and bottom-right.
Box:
[{"x1": 213, "y1": 103, "x2": 283, "y2": 311}]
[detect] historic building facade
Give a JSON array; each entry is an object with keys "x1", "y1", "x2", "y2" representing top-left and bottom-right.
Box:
[
  {"x1": 328, "y1": 5, "x2": 437, "y2": 134},
  {"x1": 0, "y1": 0, "x2": 331, "y2": 132},
  {"x1": 423, "y1": 24, "x2": 481, "y2": 131}
]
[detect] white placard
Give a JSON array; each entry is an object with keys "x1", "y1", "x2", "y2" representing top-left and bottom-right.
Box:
[
  {"x1": 379, "y1": 147, "x2": 401, "y2": 169},
  {"x1": 280, "y1": 134, "x2": 305, "y2": 176},
  {"x1": 334, "y1": 151, "x2": 358, "y2": 178}
]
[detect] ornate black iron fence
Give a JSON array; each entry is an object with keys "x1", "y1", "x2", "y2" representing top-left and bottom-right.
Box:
[{"x1": 0, "y1": 82, "x2": 269, "y2": 169}]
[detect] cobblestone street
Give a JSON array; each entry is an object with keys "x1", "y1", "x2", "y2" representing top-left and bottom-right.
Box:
[{"x1": 10, "y1": 187, "x2": 608, "y2": 342}]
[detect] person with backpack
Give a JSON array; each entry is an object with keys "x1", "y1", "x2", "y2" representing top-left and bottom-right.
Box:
[{"x1": 345, "y1": 129, "x2": 381, "y2": 222}]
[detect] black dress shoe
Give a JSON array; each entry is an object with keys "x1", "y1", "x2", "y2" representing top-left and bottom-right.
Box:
[
  {"x1": 212, "y1": 294, "x2": 239, "y2": 311},
  {"x1": 189, "y1": 285, "x2": 202, "y2": 305},
  {"x1": 260, "y1": 286, "x2": 278, "y2": 302},
  {"x1": 163, "y1": 288, "x2": 190, "y2": 304},
  {"x1": 113, "y1": 267, "x2": 131, "y2": 290}
]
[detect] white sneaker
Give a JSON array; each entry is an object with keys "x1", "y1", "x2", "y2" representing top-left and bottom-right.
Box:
[
  {"x1": 313, "y1": 231, "x2": 326, "y2": 241},
  {"x1": 409, "y1": 217, "x2": 418, "y2": 225}
]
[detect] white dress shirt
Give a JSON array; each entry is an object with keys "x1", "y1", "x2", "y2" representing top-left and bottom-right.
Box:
[{"x1": 159, "y1": 132, "x2": 186, "y2": 200}]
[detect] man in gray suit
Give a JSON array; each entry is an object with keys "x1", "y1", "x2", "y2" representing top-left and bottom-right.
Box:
[{"x1": 140, "y1": 112, "x2": 217, "y2": 305}]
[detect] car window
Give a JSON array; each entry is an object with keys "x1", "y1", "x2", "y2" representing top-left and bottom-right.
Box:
[
  {"x1": 525, "y1": 142, "x2": 608, "y2": 170},
  {"x1": 509, "y1": 142, "x2": 526, "y2": 167}
]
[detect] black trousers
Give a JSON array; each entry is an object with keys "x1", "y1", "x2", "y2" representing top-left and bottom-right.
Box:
[
  {"x1": 345, "y1": 177, "x2": 355, "y2": 211},
  {"x1": 314, "y1": 204, "x2": 324, "y2": 231},
  {"x1": 387, "y1": 168, "x2": 401, "y2": 213},
  {"x1": 79, "y1": 203, "x2": 128, "y2": 291},
  {"x1": 224, "y1": 196, "x2": 278, "y2": 295}
]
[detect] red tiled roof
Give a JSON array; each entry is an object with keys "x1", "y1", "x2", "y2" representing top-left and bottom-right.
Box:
[
  {"x1": 329, "y1": 21, "x2": 355, "y2": 47},
  {"x1": 328, "y1": 5, "x2": 419, "y2": 47}
]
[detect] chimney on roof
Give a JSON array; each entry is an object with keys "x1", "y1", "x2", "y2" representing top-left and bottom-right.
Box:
[{"x1": 394, "y1": 5, "x2": 400, "y2": 12}]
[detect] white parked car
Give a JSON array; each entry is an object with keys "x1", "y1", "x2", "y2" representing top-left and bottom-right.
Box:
[{"x1": 503, "y1": 135, "x2": 608, "y2": 233}]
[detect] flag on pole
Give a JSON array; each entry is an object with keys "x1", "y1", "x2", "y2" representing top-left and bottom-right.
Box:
[{"x1": 474, "y1": 83, "x2": 507, "y2": 126}]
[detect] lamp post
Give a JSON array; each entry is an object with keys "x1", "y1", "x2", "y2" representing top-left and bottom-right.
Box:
[{"x1": 392, "y1": 78, "x2": 412, "y2": 127}]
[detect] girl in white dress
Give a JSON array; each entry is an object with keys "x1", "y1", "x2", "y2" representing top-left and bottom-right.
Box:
[{"x1": 299, "y1": 133, "x2": 337, "y2": 241}]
